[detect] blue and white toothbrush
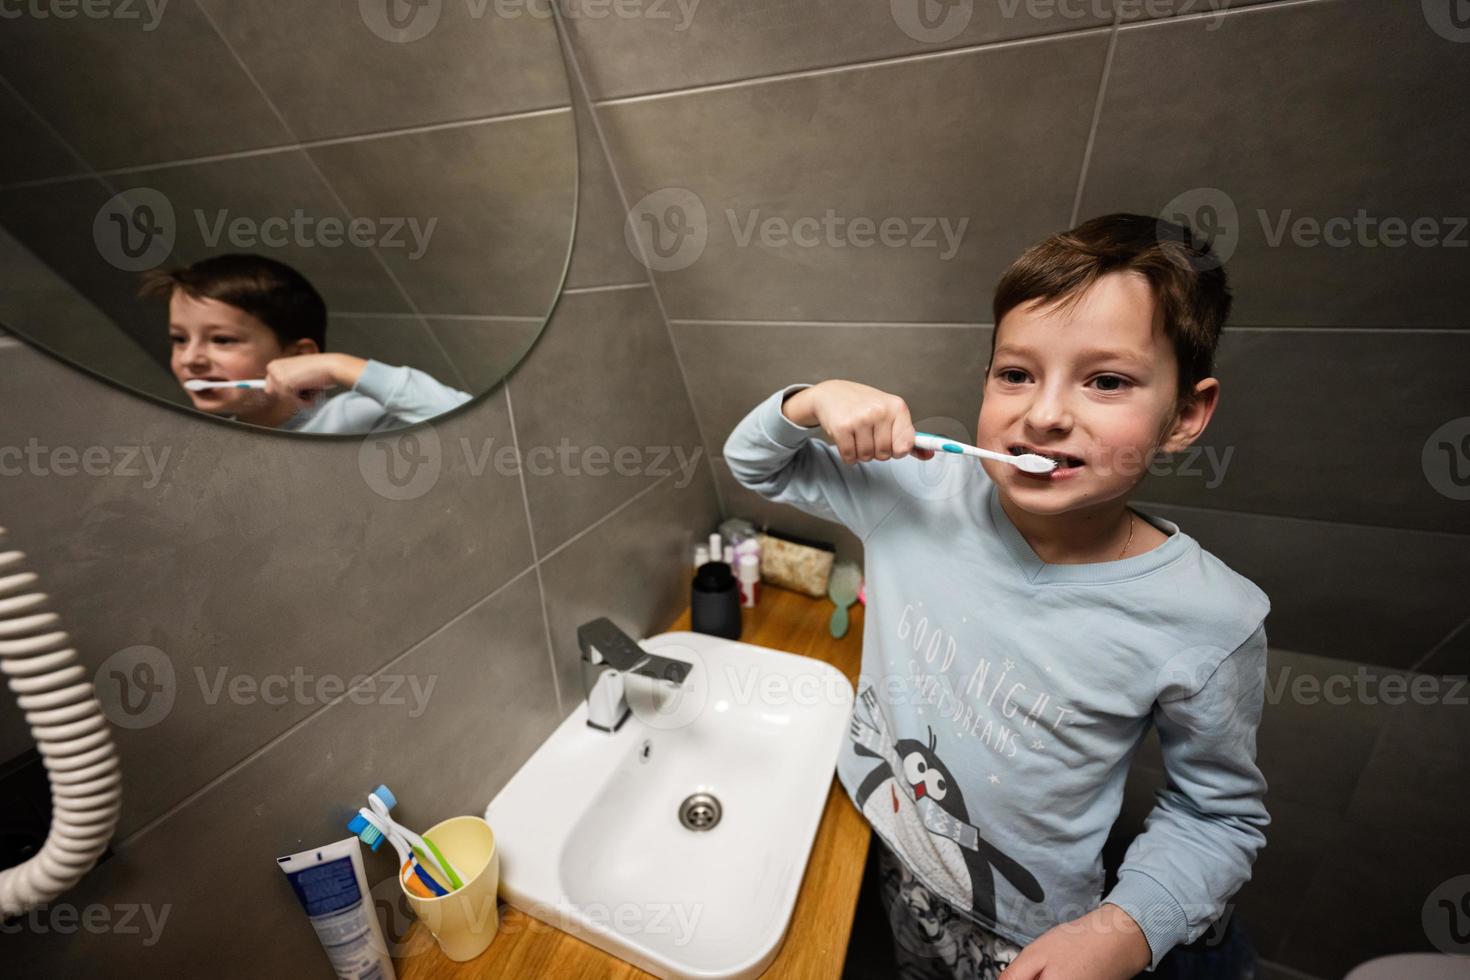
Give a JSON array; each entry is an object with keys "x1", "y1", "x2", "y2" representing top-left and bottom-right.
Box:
[
  {"x1": 347, "y1": 807, "x2": 449, "y2": 897},
  {"x1": 912, "y1": 432, "x2": 1057, "y2": 474},
  {"x1": 367, "y1": 785, "x2": 462, "y2": 890},
  {"x1": 183, "y1": 379, "x2": 267, "y2": 391}
]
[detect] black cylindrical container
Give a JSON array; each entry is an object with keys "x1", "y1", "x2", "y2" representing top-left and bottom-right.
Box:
[{"x1": 691, "y1": 561, "x2": 742, "y2": 639}]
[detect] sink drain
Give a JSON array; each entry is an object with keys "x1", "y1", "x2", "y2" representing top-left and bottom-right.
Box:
[{"x1": 678, "y1": 793, "x2": 722, "y2": 831}]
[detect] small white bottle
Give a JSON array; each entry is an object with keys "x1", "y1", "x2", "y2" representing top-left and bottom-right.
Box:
[
  {"x1": 693, "y1": 545, "x2": 710, "y2": 569},
  {"x1": 737, "y1": 553, "x2": 761, "y2": 608},
  {"x1": 733, "y1": 536, "x2": 760, "y2": 566}
]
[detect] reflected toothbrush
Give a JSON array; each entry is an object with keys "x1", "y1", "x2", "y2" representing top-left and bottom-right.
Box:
[
  {"x1": 183, "y1": 379, "x2": 266, "y2": 391},
  {"x1": 912, "y1": 432, "x2": 1057, "y2": 474}
]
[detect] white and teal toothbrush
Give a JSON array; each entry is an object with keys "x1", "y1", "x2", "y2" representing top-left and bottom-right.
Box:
[
  {"x1": 912, "y1": 432, "x2": 1057, "y2": 474},
  {"x1": 367, "y1": 785, "x2": 463, "y2": 891},
  {"x1": 183, "y1": 379, "x2": 267, "y2": 391},
  {"x1": 348, "y1": 807, "x2": 448, "y2": 898}
]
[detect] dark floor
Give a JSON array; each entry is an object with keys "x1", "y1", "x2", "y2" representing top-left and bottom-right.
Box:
[{"x1": 842, "y1": 839, "x2": 899, "y2": 980}]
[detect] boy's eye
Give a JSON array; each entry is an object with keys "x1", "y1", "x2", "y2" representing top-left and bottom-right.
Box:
[
  {"x1": 996, "y1": 368, "x2": 1028, "y2": 384},
  {"x1": 212, "y1": 336, "x2": 239, "y2": 346},
  {"x1": 1091, "y1": 374, "x2": 1131, "y2": 392}
]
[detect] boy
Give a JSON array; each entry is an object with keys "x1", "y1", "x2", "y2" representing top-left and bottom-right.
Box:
[
  {"x1": 141, "y1": 253, "x2": 470, "y2": 434},
  {"x1": 723, "y1": 214, "x2": 1270, "y2": 979}
]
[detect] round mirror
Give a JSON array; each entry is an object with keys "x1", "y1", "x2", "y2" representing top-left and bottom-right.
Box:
[{"x1": 0, "y1": 4, "x2": 577, "y2": 436}]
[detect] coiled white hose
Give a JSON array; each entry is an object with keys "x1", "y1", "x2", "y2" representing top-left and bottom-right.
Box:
[{"x1": 0, "y1": 526, "x2": 121, "y2": 917}]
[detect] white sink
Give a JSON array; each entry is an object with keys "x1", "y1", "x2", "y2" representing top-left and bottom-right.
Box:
[{"x1": 485, "y1": 630, "x2": 854, "y2": 980}]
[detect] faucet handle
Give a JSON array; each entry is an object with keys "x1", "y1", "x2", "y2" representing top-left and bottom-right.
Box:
[
  {"x1": 631, "y1": 652, "x2": 692, "y2": 686},
  {"x1": 577, "y1": 617, "x2": 649, "y2": 670},
  {"x1": 576, "y1": 617, "x2": 693, "y2": 685}
]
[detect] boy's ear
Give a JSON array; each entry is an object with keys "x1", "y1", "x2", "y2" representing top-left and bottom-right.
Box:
[
  {"x1": 1161, "y1": 377, "x2": 1220, "y2": 454},
  {"x1": 283, "y1": 338, "x2": 321, "y2": 357}
]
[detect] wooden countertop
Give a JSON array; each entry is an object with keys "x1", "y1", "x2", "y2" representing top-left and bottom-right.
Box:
[{"x1": 394, "y1": 586, "x2": 871, "y2": 980}]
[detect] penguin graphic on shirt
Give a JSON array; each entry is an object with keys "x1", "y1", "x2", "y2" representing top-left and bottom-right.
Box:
[{"x1": 852, "y1": 700, "x2": 1045, "y2": 924}]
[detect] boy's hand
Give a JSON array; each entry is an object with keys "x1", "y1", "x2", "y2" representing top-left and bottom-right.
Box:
[
  {"x1": 997, "y1": 904, "x2": 1152, "y2": 980},
  {"x1": 264, "y1": 353, "x2": 367, "y2": 409},
  {"x1": 781, "y1": 380, "x2": 935, "y2": 465}
]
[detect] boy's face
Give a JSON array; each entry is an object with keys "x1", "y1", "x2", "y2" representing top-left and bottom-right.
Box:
[
  {"x1": 975, "y1": 271, "x2": 1217, "y2": 518},
  {"x1": 167, "y1": 289, "x2": 312, "y2": 416}
]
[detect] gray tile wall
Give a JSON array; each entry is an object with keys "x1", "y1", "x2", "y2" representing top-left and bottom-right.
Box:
[
  {"x1": 0, "y1": 25, "x2": 721, "y2": 979},
  {"x1": 1118, "y1": 644, "x2": 1470, "y2": 976},
  {"x1": 561, "y1": 0, "x2": 1470, "y2": 975}
]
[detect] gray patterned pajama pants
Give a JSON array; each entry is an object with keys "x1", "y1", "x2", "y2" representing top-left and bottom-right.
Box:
[{"x1": 876, "y1": 838, "x2": 1025, "y2": 980}]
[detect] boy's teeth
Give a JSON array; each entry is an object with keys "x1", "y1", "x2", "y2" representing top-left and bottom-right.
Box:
[{"x1": 1008, "y1": 445, "x2": 1084, "y2": 467}]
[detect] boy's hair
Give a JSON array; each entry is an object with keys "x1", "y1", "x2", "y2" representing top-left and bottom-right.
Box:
[
  {"x1": 139, "y1": 253, "x2": 327, "y2": 351},
  {"x1": 991, "y1": 213, "x2": 1231, "y2": 409}
]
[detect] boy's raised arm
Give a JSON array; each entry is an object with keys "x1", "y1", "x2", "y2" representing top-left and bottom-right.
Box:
[
  {"x1": 353, "y1": 359, "x2": 472, "y2": 426},
  {"x1": 721, "y1": 382, "x2": 914, "y2": 541},
  {"x1": 1101, "y1": 623, "x2": 1272, "y2": 970}
]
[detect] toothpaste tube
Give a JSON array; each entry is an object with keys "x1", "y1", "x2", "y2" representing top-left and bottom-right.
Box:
[{"x1": 278, "y1": 837, "x2": 397, "y2": 980}]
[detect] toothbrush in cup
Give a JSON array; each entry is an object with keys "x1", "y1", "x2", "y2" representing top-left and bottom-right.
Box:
[
  {"x1": 912, "y1": 432, "x2": 1057, "y2": 474},
  {"x1": 366, "y1": 785, "x2": 462, "y2": 891},
  {"x1": 347, "y1": 808, "x2": 449, "y2": 898}
]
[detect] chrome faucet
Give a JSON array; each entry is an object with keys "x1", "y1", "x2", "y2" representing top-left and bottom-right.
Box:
[{"x1": 577, "y1": 617, "x2": 693, "y2": 732}]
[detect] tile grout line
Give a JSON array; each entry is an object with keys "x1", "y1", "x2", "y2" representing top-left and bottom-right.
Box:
[
  {"x1": 1118, "y1": 0, "x2": 1340, "y2": 35},
  {"x1": 1253, "y1": 959, "x2": 1324, "y2": 980},
  {"x1": 0, "y1": 71, "x2": 103, "y2": 187},
  {"x1": 543, "y1": 0, "x2": 1322, "y2": 114},
  {"x1": 554, "y1": 9, "x2": 727, "y2": 521},
  {"x1": 256, "y1": 106, "x2": 570, "y2": 151},
  {"x1": 538, "y1": 469, "x2": 675, "y2": 566},
  {"x1": 1247, "y1": 758, "x2": 1348, "y2": 967},
  {"x1": 331, "y1": 312, "x2": 547, "y2": 323},
  {"x1": 1069, "y1": 3, "x2": 1121, "y2": 227},
  {"x1": 0, "y1": 71, "x2": 121, "y2": 200},
  {"x1": 1226, "y1": 325, "x2": 1470, "y2": 334},
  {"x1": 589, "y1": 22, "x2": 1116, "y2": 109},
  {"x1": 1133, "y1": 496, "x2": 1470, "y2": 539},
  {"x1": 501, "y1": 380, "x2": 564, "y2": 717},
  {"x1": 1409, "y1": 612, "x2": 1470, "y2": 674},
  {"x1": 188, "y1": 0, "x2": 469, "y2": 391},
  {"x1": 671, "y1": 319, "x2": 989, "y2": 329},
  {"x1": 671, "y1": 320, "x2": 1468, "y2": 333},
  {"x1": 521, "y1": 471, "x2": 677, "y2": 710},
  {"x1": 524, "y1": 468, "x2": 678, "y2": 720},
  {"x1": 1318, "y1": 711, "x2": 1396, "y2": 901},
  {"x1": 0, "y1": 102, "x2": 572, "y2": 193},
  {"x1": 117, "y1": 561, "x2": 542, "y2": 849},
  {"x1": 563, "y1": 282, "x2": 653, "y2": 295}
]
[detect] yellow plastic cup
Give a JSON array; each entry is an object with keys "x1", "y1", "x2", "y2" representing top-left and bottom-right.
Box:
[{"x1": 400, "y1": 815, "x2": 500, "y2": 961}]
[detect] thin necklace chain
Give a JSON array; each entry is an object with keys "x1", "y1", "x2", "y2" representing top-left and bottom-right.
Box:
[{"x1": 1118, "y1": 511, "x2": 1135, "y2": 561}]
